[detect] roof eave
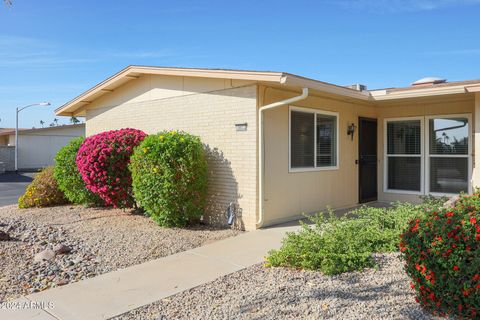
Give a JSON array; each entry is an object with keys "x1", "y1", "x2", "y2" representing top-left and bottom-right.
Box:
[
  {"x1": 371, "y1": 86, "x2": 469, "y2": 100},
  {"x1": 281, "y1": 74, "x2": 372, "y2": 101},
  {"x1": 55, "y1": 66, "x2": 285, "y2": 116}
]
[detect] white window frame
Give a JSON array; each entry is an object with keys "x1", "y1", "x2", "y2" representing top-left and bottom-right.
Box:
[
  {"x1": 384, "y1": 114, "x2": 472, "y2": 197},
  {"x1": 383, "y1": 116, "x2": 425, "y2": 195},
  {"x1": 288, "y1": 106, "x2": 339, "y2": 173},
  {"x1": 425, "y1": 113, "x2": 472, "y2": 196}
]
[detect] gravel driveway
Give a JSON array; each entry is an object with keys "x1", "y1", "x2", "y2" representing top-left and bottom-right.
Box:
[
  {"x1": 0, "y1": 205, "x2": 240, "y2": 301},
  {"x1": 113, "y1": 253, "x2": 436, "y2": 320}
]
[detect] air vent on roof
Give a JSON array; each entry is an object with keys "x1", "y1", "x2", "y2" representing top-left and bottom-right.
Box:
[
  {"x1": 411, "y1": 77, "x2": 447, "y2": 86},
  {"x1": 347, "y1": 84, "x2": 367, "y2": 91}
]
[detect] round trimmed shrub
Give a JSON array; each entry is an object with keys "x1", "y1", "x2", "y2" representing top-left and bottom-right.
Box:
[
  {"x1": 76, "y1": 128, "x2": 146, "y2": 208},
  {"x1": 400, "y1": 193, "x2": 480, "y2": 318},
  {"x1": 129, "y1": 130, "x2": 208, "y2": 227},
  {"x1": 54, "y1": 137, "x2": 103, "y2": 206},
  {"x1": 19, "y1": 166, "x2": 68, "y2": 208}
]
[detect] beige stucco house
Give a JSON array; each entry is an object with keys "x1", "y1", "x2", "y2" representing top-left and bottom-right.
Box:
[{"x1": 55, "y1": 66, "x2": 480, "y2": 230}]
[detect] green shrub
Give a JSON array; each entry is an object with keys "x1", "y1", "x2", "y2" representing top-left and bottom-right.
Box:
[
  {"x1": 53, "y1": 137, "x2": 103, "y2": 206},
  {"x1": 266, "y1": 199, "x2": 444, "y2": 275},
  {"x1": 400, "y1": 193, "x2": 480, "y2": 318},
  {"x1": 19, "y1": 166, "x2": 68, "y2": 208},
  {"x1": 129, "y1": 130, "x2": 208, "y2": 227}
]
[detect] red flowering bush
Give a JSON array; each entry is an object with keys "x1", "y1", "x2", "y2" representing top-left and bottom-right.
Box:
[
  {"x1": 400, "y1": 193, "x2": 480, "y2": 318},
  {"x1": 76, "y1": 128, "x2": 146, "y2": 208}
]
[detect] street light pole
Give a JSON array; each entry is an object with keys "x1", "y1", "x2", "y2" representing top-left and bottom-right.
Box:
[{"x1": 15, "y1": 102, "x2": 51, "y2": 173}]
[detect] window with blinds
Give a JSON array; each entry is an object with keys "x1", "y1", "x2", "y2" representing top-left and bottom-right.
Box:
[
  {"x1": 290, "y1": 108, "x2": 338, "y2": 170},
  {"x1": 428, "y1": 117, "x2": 469, "y2": 194},
  {"x1": 290, "y1": 111, "x2": 315, "y2": 168},
  {"x1": 385, "y1": 115, "x2": 471, "y2": 195},
  {"x1": 386, "y1": 120, "x2": 422, "y2": 192},
  {"x1": 317, "y1": 114, "x2": 337, "y2": 167}
]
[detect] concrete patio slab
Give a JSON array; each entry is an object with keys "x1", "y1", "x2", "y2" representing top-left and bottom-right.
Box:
[{"x1": 3, "y1": 224, "x2": 298, "y2": 320}]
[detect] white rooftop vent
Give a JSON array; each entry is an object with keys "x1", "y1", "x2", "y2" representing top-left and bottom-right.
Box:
[
  {"x1": 411, "y1": 77, "x2": 447, "y2": 86},
  {"x1": 346, "y1": 84, "x2": 367, "y2": 91}
]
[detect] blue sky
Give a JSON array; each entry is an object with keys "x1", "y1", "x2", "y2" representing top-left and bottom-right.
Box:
[{"x1": 1, "y1": 0, "x2": 479, "y2": 128}]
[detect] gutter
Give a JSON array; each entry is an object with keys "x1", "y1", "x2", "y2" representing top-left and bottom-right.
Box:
[{"x1": 256, "y1": 87, "x2": 309, "y2": 228}]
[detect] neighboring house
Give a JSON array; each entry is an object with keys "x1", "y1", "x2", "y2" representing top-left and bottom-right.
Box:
[
  {"x1": 0, "y1": 128, "x2": 17, "y2": 146},
  {"x1": 55, "y1": 66, "x2": 480, "y2": 230},
  {"x1": 0, "y1": 124, "x2": 85, "y2": 170}
]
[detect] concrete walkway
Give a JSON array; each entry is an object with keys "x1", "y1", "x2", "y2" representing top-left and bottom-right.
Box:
[{"x1": 2, "y1": 224, "x2": 299, "y2": 320}]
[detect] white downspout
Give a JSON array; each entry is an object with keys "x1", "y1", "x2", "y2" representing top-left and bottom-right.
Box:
[{"x1": 257, "y1": 87, "x2": 309, "y2": 228}]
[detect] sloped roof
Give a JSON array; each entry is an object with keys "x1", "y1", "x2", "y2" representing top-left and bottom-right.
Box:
[
  {"x1": 55, "y1": 65, "x2": 480, "y2": 116},
  {"x1": 0, "y1": 124, "x2": 84, "y2": 136},
  {"x1": 55, "y1": 65, "x2": 371, "y2": 116}
]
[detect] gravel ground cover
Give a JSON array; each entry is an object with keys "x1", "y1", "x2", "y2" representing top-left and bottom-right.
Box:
[
  {"x1": 113, "y1": 253, "x2": 437, "y2": 320},
  {"x1": 0, "y1": 205, "x2": 240, "y2": 301}
]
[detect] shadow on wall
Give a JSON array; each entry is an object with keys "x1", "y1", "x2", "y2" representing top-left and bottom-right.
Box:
[{"x1": 204, "y1": 145, "x2": 244, "y2": 230}]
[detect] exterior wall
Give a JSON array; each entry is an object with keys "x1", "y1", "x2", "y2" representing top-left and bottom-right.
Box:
[
  {"x1": 376, "y1": 95, "x2": 475, "y2": 203},
  {"x1": 0, "y1": 136, "x2": 8, "y2": 145},
  {"x1": 85, "y1": 76, "x2": 257, "y2": 230},
  {"x1": 77, "y1": 72, "x2": 477, "y2": 229},
  {"x1": 261, "y1": 86, "x2": 377, "y2": 226},
  {"x1": 84, "y1": 74, "x2": 252, "y2": 112},
  {"x1": 9, "y1": 125, "x2": 85, "y2": 170},
  {"x1": 262, "y1": 86, "x2": 476, "y2": 227}
]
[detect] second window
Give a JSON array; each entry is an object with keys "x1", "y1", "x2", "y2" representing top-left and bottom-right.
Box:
[{"x1": 290, "y1": 107, "x2": 338, "y2": 171}]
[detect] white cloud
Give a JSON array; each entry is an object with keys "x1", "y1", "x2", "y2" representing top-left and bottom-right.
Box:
[
  {"x1": 0, "y1": 35, "x2": 176, "y2": 68},
  {"x1": 0, "y1": 35, "x2": 51, "y2": 48},
  {"x1": 331, "y1": 0, "x2": 480, "y2": 12}
]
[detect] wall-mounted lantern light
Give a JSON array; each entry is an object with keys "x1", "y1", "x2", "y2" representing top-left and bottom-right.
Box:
[
  {"x1": 235, "y1": 123, "x2": 248, "y2": 132},
  {"x1": 347, "y1": 122, "x2": 356, "y2": 141}
]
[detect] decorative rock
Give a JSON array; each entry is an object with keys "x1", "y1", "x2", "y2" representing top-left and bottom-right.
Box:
[
  {"x1": 53, "y1": 243, "x2": 71, "y2": 255},
  {"x1": 34, "y1": 249, "x2": 56, "y2": 262},
  {"x1": 0, "y1": 230, "x2": 10, "y2": 241},
  {"x1": 56, "y1": 279, "x2": 68, "y2": 286},
  {"x1": 443, "y1": 195, "x2": 460, "y2": 209}
]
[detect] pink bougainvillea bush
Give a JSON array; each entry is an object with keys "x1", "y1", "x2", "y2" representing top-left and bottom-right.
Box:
[
  {"x1": 76, "y1": 128, "x2": 146, "y2": 208},
  {"x1": 400, "y1": 193, "x2": 480, "y2": 318}
]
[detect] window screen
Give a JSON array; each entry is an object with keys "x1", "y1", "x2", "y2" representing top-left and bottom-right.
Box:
[
  {"x1": 317, "y1": 114, "x2": 337, "y2": 167},
  {"x1": 429, "y1": 157, "x2": 468, "y2": 193},
  {"x1": 290, "y1": 109, "x2": 337, "y2": 169},
  {"x1": 387, "y1": 121, "x2": 421, "y2": 155},
  {"x1": 290, "y1": 111, "x2": 314, "y2": 168},
  {"x1": 386, "y1": 120, "x2": 421, "y2": 191},
  {"x1": 428, "y1": 117, "x2": 469, "y2": 194}
]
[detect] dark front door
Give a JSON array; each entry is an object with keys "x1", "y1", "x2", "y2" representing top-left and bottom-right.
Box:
[{"x1": 358, "y1": 117, "x2": 377, "y2": 203}]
